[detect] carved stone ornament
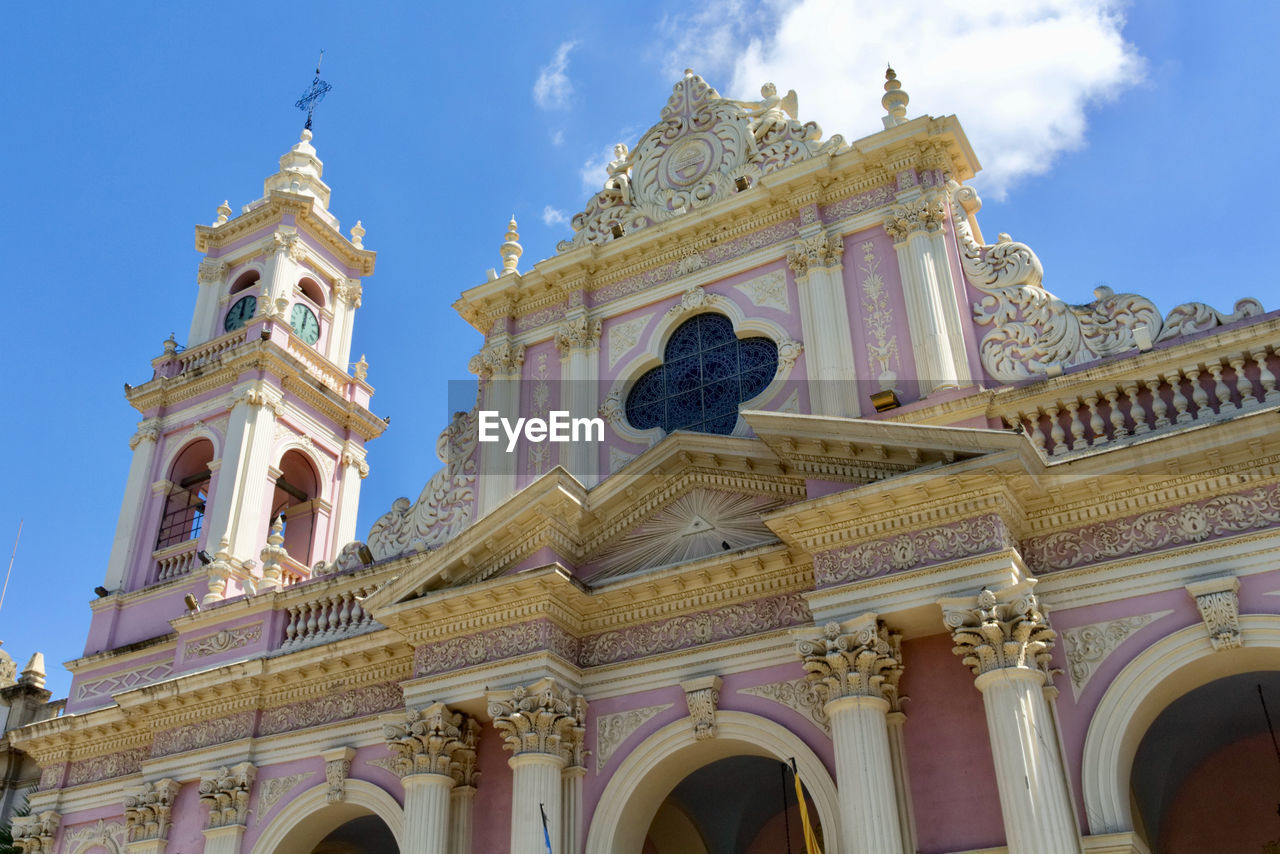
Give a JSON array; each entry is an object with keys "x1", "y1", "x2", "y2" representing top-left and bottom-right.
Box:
[
  {"x1": 681, "y1": 675, "x2": 723, "y2": 740},
  {"x1": 882, "y1": 193, "x2": 946, "y2": 243},
  {"x1": 383, "y1": 702, "x2": 479, "y2": 779},
  {"x1": 941, "y1": 582, "x2": 1056, "y2": 678},
  {"x1": 786, "y1": 233, "x2": 845, "y2": 277},
  {"x1": 595, "y1": 704, "x2": 673, "y2": 771},
  {"x1": 124, "y1": 778, "x2": 181, "y2": 842},
  {"x1": 777, "y1": 338, "x2": 803, "y2": 369},
  {"x1": 184, "y1": 623, "x2": 263, "y2": 660},
  {"x1": 598, "y1": 389, "x2": 625, "y2": 425},
  {"x1": 199, "y1": 762, "x2": 257, "y2": 828},
  {"x1": 323, "y1": 747, "x2": 355, "y2": 804},
  {"x1": 1186, "y1": 576, "x2": 1243, "y2": 651},
  {"x1": 273, "y1": 230, "x2": 307, "y2": 263},
  {"x1": 255, "y1": 773, "x2": 311, "y2": 817},
  {"x1": 467, "y1": 341, "x2": 525, "y2": 379},
  {"x1": 554, "y1": 316, "x2": 603, "y2": 354},
  {"x1": 665, "y1": 284, "x2": 726, "y2": 317},
  {"x1": 488, "y1": 677, "x2": 587, "y2": 758},
  {"x1": 796, "y1": 615, "x2": 903, "y2": 706},
  {"x1": 558, "y1": 71, "x2": 843, "y2": 251},
  {"x1": 1062, "y1": 611, "x2": 1172, "y2": 699},
  {"x1": 10, "y1": 811, "x2": 60, "y2": 854},
  {"x1": 949, "y1": 178, "x2": 1265, "y2": 381},
  {"x1": 362, "y1": 408, "x2": 478, "y2": 561},
  {"x1": 197, "y1": 258, "x2": 230, "y2": 285},
  {"x1": 129, "y1": 419, "x2": 162, "y2": 451},
  {"x1": 740, "y1": 678, "x2": 830, "y2": 735},
  {"x1": 61, "y1": 819, "x2": 125, "y2": 854}
]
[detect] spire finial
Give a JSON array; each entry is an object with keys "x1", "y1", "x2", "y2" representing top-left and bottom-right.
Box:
[
  {"x1": 882, "y1": 66, "x2": 910, "y2": 129},
  {"x1": 295, "y1": 51, "x2": 332, "y2": 131},
  {"x1": 215, "y1": 200, "x2": 232, "y2": 225},
  {"x1": 500, "y1": 216, "x2": 523, "y2": 275},
  {"x1": 350, "y1": 220, "x2": 365, "y2": 248}
]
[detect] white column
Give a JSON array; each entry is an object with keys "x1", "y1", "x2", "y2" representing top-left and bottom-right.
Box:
[
  {"x1": 941, "y1": 582, "x2": 1081, "y2": 854},
  {"x1": 203, "y1": 384, "x2": 280, "y2": 560},
  {"x1": 189, "y1": 258, "x2": 230, "y2": 346},
  {"x1": 332, "y1": 443, "x2": 368, "y2": 552},
  {"x1": 328, "y1": 278, "x2": 362, "y2": 368},
  {"x1": 885, "y1": 709, "x2": 919, "y2": 854},
  {"x1": 449, "y1": 785, "x2": 476, "y2": 854},
  {"x1": 555, "y1": 314, "x2": 602, "y2": 489},
  {"x1": 796, "y1": 615, "x2": 904, "y2": 854},
  {"x1": 470, "y1": 340, "x2": 524, "y2": 518},
  {"x1": 103, "y1": 420, "x2": 162, "y2": 591},
  {"x1": 200, "y1": 825, "x2": 243, "y2": 854},
  {"x1": 489, "y1": 678, "x2": 586, "y2": 854},
  {"x1": 788, "y1": 233, "x2": 860, "y2": 417},
  {"x1": 885, "y1": 192, "x2": 969, "y2": 395},
  {"x1": 262, "y1": 231, "x2": 301, "y2": 311},
  {"x1": 561, "y1": 767, "x2": 584, "y2": 854},
  {"x1": 384, "y1": 704, "x2": 478, "y2": 854},
  {"x1": 403, "y1": 773, "x2": 454, "y2": 854}
]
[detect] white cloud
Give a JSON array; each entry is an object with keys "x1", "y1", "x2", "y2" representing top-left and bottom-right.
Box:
[
  {"x1": 580, "y1": 144, "x2": 616, "y2": 194},
  {"x1": 661, "y1": 0, "x2": 1143, "y2": 198},
  {"x1": 542, "y1": 205, "x2": 570, "y2": 227},
  {"x1": 534, "y1": 41, "x2": 579, "y2": 110},
  {"x1": 551, "y1": 129, "x2": 565, "y2": 146}
]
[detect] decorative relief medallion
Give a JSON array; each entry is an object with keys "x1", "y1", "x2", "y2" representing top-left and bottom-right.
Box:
[
  {"x1": 257, "y1": 681, "x2": 404, "y2": 736},
  {"x1": 814, "y1": 513, "x2": 1014, "y2": 586},
  {"x1": 740, "y1": 678, "x2": 830, "y2": 734},
  {"x1": 608, "y1": 315, "x2": 652, "y2": 368},
  {"x1": 183, "y1": 623, "x2": 263, "y2": 660},
  {"x1": 1023, "y1": 483, "x2": 1280, "y2": 573},
  {"x1": 595, "y1": 704, "x2": 673, "y2": 771},
  {"x1": 76, "y1": 661, "x2": 174, "y2": 701},
  {"x1": 734, "y1": 269, "x2": 789, "y2": 312},
  {"x1": 1062, "y1": 611, "x2": 1171, "y2": 699}
]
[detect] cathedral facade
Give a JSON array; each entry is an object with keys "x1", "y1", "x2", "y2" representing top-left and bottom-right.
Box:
[{"x1": 9, "y1": 70, "x2": 1280, "y2": 854}]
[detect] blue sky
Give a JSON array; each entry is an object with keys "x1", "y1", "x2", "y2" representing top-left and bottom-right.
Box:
[{"x1": 1, "y1": 1, "x2": 1276, "y2": 698}]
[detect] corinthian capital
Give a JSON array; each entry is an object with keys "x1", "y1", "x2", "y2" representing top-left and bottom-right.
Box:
[
  {"x1": 786, "y1": 233, "x2": 845, "y2": 277},
  {"x1": 11, "y1": 811, "x2": 59, "y2": 854},
  {"x1": 383, "y1": 702, "x2": 479, "y2": 779},
  {"x1": 124, "y1": 778, "x2": 180, "y2": 842},
  {"x1": 488, "y1": 677, "x2": 586, "y2": 758},
  {"x1": 796, "y1": 615, "x2": 902, "y2": 706},
  {"x1": 198, "y1": 762, "x2": 256, "y2": 828},
  {"x1": 883, "y1": 194, "x2": 946, "y2": 243},
  {"x1": 554, "y1": 316, "x2": 603, "y2": 354},
  {"x1": 197, "y1": 258, "x2": 229, "y2": 285},
  {"x1": 940, "y1": 581, "x2": 1055, "y2": 678},
  {"x1": 129, "y1": 418, "x2": 162, "y2": 450},
  {"x1": 468, "y1": 341, "x2": 526, "y2": 379}
]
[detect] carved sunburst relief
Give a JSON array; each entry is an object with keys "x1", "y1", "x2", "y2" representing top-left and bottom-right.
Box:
[{"x1": 584, "y1": 489, "x2": 780, "y2": 582}]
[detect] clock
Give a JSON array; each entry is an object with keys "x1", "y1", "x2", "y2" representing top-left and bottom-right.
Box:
[
  {"x1": 290, "y1": 303, "x2": 321, "y2": 345},
  {"x1": 224, "y1": 295, "x2": 257, "y2": 332}
]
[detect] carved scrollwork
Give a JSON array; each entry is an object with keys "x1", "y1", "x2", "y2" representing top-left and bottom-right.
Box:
[
  {"x1": 786, "y1": 234, "x2": 844, "y2": 277},
  {"x1": 1186, "y1": 576, "x2": 1242, "y2": 651},
  {"x1": 941, "y1": 582, "x2": 1056, "y2": 678},
  {"x1": 363, "y1": 409, "x2": 478, "y2": 560},
  {"x1": 488, "y1": 677, "x2": 586, "y2": 758},
  {"x1": 951, "y1": 178, "x2": 1265, "y2": 381},
  {"x1": 383, "y1": 702, "x2": 479, "y2": 779},
  {"x1": 198, "y1": 762, "x2": 256, "y2": 828},
  {"x1": 796, "y1": 616, "x2": 903, "y2": 706},
  {"x1": 554, "y1": 316, "x2": 603, "y2": 354},
  {"x1": 468, "y1": 341, "x2": 526, "y2": 379},
  {"x1": 124, "y1": 778, "x2": 180, "y2": 842}
]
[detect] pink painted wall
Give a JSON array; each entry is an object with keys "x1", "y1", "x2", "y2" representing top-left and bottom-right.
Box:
[
  {"x1": 471, "y1": 721, "x2": 514, "y2": 854},
  {"x1": 164, "y1": 781, "x2": 206, "y2": 854},
  {"x1": 239, "y1": 757, "x2": 321, "y2": 852},
  {"x1": 840, "y1": 226, "x2": 921, "y2": 405},
  {"x1": 1159, "y1": 732, "x2": 1280, "y2": 853},
  {"x1": 900, "y1": 632, "x2": 1005, "y2": 853}
]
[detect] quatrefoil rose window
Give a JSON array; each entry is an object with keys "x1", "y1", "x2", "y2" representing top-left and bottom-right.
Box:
[{"x1": 625, "y1": 313, "x2": 778, "y2": 435}]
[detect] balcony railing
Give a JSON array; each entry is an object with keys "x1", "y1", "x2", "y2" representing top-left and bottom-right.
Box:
[{"x1": 153, "y1": 540, "x2": 200, "y2": 582}]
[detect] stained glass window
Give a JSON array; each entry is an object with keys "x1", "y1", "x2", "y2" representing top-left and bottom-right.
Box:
[{"x1": 625, "y1": 313, "x2": 778, "y2": 435}]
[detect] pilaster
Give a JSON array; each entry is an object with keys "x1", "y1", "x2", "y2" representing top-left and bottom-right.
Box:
[
  {"x1": 787, "y1": 231, "x2": 860, "y2": 417},
  {"x1": 198, "y1": 762, "x2": 255, "y2": 854},
  {"x1": 202, "y1": 382, "x2": 282, "y2": 563},
  {"x1": 555, "y1": 313, "x2": 602, "y2": 488},
  {"x1": 383, "y1": 703, "x2": 481, "y2": 854},
  {"x1": 941, "y1": 582, "x2": 1081, "y2": 854},
  {"x1": 470, "y1": 338, "x2": 525, "y2": 518},
  {"x1": 104, "y1": 418, "x2": 162, "y2": 591},
  {"x1": 124, "y1": 778, "x2": 180, "y2": 854}
]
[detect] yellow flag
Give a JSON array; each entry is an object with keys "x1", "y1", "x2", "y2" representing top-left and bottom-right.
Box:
[{"x1": 790, "y1": 760, "x2": 823, "y2": 854}]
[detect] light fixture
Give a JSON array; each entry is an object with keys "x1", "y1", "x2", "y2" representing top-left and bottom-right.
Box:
[
  {"x1": 197, "y1": 549, "x2": 215, "y2": 565},
  {"x1": 358, "y1": 544, "x2": 375, "y2": 566},
  {"x1": 610, "y1": 223, "x2": 624, "y2": 239},
  {"x1": 183, "y1": 593, "x2": 200, "y2": 613},
  {"x1": 870, "y1": 388, "x2": 901, "y2": 412},
  {"x1": 93, "y1": 586, "x2": 109, "y2": 598},
  {"x1": 734, "y1": 176, "x2": 750, "y2": 191}
]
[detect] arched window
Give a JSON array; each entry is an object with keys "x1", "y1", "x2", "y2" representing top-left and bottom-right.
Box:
[
  {"x1": 229, "y1": 270, "x2": 259, "y2": 295},
  {"x1": 271, "y1": 450, "x2": 321, "y2": 564},
  {"x1": 625, "y1": 313, "x2": 778, "y2": 435},
  {"x1": 156, "y1": 439, "x2": 213, "y2": 549},
  {"x1": 297, "y1": 276, "x2": 325, "y2": 307}
]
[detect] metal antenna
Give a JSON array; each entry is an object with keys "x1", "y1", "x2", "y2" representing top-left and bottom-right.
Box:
[
  {"x1": 295, "y1": 51, "x2": 332, "y2": 131},
  {"x1": 0, "y1": 518, "x2": 22, "y2": 615}
]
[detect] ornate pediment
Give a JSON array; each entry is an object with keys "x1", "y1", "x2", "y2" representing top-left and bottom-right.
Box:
[{"x1": 558, "y1": 71, "x2": 844, "y2": 252}]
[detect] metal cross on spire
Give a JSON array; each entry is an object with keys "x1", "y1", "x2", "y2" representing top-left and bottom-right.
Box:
[{"x1": 295, "y1": 51, "x2": 332, "y2": 131}]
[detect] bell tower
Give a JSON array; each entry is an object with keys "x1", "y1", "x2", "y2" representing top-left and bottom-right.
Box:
[{"x1": 86, "y1": 130, "x2": 385, "y2": 655}]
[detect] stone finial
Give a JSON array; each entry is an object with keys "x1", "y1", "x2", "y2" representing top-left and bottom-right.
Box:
[
  {"x1": 198, "y1": 762, "x2": 256, "y2": 828},
  {"x1": 353, "y1": 354, "x2": 369, "y2": 381},
  {"x1": 350, "y1": 220, "x2": 365, "y2": 248},
  {"x1": 488, "y1": 677, "x2": 586, "y2": 758},
  {"x1": 500, "y1": 216, "x2": 523, "y2": 275},
  {"x1": 203, "y1": 537, "x2": 234, "y2": 605},
  {"x1": 215, "y1": 200, "x2": 232, "y2": 225},
  {"x1": 796, "y1": 615, "x2": 903, "y2": 707},
  {"x1": 18, "y1": 652, "x2": 46, "y2": 689},
  {"x1": 162, "y1": 333, "x2": 178, "y2": 356},
  {"x1": 882, "y1": 66, "x2": 910, "y2": 129},
  {"x1": 259, "y1": 517, "x2": 287, "y2": 592}
]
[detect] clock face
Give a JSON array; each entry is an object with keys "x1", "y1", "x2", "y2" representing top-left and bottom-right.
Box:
[
  {"x1": 224, "y1": 295, "x2": 257, "y2": 332},
  {"x1": 290, "y1": 303, "x2": 321, "y2": 345}
]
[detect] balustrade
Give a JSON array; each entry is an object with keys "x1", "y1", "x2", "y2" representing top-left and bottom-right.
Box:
[
  {"x1": 281, "y1": 582, "x2": 380, "y2": 651},
  {"x1": 154, "y1": 541, "x2": 200, "y2": 582}
]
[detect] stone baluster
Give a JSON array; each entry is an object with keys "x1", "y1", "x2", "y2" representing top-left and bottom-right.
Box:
[
  {"x1": 1186, "y1": 367, "x2": 1210, "y2": 415},
  {"x1": 1168, "y1": 372, "x2": 1192, "y2": 423},
  {"x1": 1064, "y1": 401, "x2": 1086, "y2": 451},
  {"x1": 1146, "y1": 377, "x2": 1169, "y2": 428},
  {"x1": 1045, "y1": 404, "x2": 1066, "y2": 456},
  {"x1": 940, "y1": 583, "x2": 1080, "y2": 854},
  {"x1": 797, "y1": 615, "x2": 906, "y2": 854},
  {"x1": 384, "y1": 703, "x2": 480, "y2": 854},
  {"x1": 489, "y1": 678, "x2": 586, "y2": 854},
  {"x1": 1255, "y1": 350, "x2": 1279, "y2": 401},
  {"x1": 198, "y1": 763, "x2": 256, "y2": 854},
  {"x1": 1122, "y1": 382, "x2": 1148, "y2": 434},
  {"x1": 1084, "y1": 395, "x2": 1105, "y2": 446},
  {"x1": 1104, "y1": 388, "x2": 1128, "y2": 439},
  {"x1": 1023, "y1": 410, "x2": 1047, "y2": 454},
  {"x1": 1229, "y1": 356, "x2": 1254, "y2": 406},
  {"x1": 1207, "y1": 363, "x2": 1231, "y2": 412}
]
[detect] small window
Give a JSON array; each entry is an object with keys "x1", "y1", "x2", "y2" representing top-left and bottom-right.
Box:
[
  {"x1": 297, "y1": 276, "x2": 325, "y2": 307},
  {"x1": 625, "y1": 313, "x2": 778, "y2": 436}
]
